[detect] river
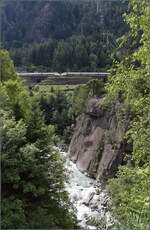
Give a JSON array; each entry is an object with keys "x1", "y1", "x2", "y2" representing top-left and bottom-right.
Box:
[{"x1": 58, "y1": 148, "x2": 113, "y2": 230}]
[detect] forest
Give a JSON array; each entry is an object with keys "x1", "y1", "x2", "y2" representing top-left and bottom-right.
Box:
[
  {"x1": 1, "y1": 0, "x2": 150, "y2": 229},
  {"x1": 2, "y1": 0, "x2": 128, "y2": 72}
]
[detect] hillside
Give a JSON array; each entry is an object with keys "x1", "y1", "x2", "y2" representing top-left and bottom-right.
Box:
[{"x1": 2, "y1": 0, "x2": 128, "y2": 72}]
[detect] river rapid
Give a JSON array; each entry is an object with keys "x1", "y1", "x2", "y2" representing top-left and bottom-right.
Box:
[{"x1": 57, "y1": 147, "x2": 113, "y2": 230}]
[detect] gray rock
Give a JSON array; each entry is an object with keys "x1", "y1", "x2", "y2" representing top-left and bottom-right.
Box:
[
  {"x1": 89, "y1": 194, "x2": 100, "y2": 206},
  {"x1": 83, "y1": 190, "x2": 95, "y2": 206},
  {"x1": 85, "y1": 97, "x2": 105, "y2": 117},
  {"x1": 69, "y1": 97, "x2": 132, "y2": 181},
  {"x1": 96, "y1": 144, "x2": 123, "y2": 181},
  {"x1": 57, "y1": 143, "x2": 68, "y2": 152}
]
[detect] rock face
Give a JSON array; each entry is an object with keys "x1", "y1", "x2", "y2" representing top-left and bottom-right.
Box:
[{"x1": 69, "y1": 97, "x2": 132, "y2": 180}]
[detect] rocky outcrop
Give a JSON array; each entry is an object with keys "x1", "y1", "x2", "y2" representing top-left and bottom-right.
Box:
[{"x1": 69, "y1": 96, "x2": 132, "y2": 181}]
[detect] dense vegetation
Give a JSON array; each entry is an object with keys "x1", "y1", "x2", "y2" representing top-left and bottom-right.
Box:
[
  {"x1": 32, "y1": 78, "x2": 105, "y2": 143},
  {"x1": 1, "y1": 0, "x2": 150, "y2": 229},
  {"x1": 37, "y1": 90, "x2": 75, "y2": 143},
  {"x1": 1, "y1": 49, "x2": 78, "y2": 229},
  {"x1": 0, "y1": 50, "x2": 106, "y2": 229},
  {"x1": 2, "y1": 0, "x2": 128, "y2": 72},
  {"x1": 104, "y1": 0, "x2": 150, "y2": 229}
]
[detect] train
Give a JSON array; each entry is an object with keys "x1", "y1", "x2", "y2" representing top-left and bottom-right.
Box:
[{"x1": 18, "y1": 72, "x2": 110, "y2": 78}]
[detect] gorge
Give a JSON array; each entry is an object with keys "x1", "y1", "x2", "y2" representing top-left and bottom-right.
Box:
[
  {"x1": 56, "y1": 94, "x2": 133, "y2": 229},
  {"x1": 1, "y1": 0, "x2": 149, "y2": 229}
]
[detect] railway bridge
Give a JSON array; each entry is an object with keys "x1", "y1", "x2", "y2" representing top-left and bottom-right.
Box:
[{"x1": 17, "y1": 72, "x2": 110, "y2": 87}]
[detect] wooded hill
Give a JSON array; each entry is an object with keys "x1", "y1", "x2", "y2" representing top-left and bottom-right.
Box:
[{"x1": 2, "y1": 0, "x2": 128, "y2": 72}]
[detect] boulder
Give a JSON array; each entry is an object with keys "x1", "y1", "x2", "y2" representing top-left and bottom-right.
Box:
[{"x1": 82, "y1": 190, "x2": 95, "y2": 206}]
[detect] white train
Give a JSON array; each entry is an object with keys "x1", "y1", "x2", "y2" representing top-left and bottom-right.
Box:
[
  {"x1": 18, "y1": 72, "x2": 60, "y2": 77},
  {"x1": 18, "y1": 72, "x2": 110, "y2": 78}
]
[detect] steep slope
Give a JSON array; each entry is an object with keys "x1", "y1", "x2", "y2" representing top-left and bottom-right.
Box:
[
  {"x1": 2, "y1": 0, "x2": 128, "y2": 48},
  {"x1": 2, "y1": 0, "x2": 128, "y2": 72},
  {"x1": 69, "y1": 97, "x2": 133, "y2": 180}
]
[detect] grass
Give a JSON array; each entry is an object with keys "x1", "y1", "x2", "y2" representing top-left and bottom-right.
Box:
[
  {"x1": 40, "y1": 77, "x2": 95, "y2": 85},
  {"x1": 33, "y1": 84, "x2": 81, "y2": 92},
  {"x1": 22, "y1": 75, "x2": 104, "y2": 88}
]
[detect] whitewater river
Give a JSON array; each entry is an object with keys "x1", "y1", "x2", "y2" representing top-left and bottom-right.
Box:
[{"x1": 57, "y1": 148, "x2": 113, "y2": 230}]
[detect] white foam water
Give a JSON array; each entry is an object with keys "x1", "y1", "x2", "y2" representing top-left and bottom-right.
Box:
[{"x1": 57, "y1": 149, "x2": 113, "y2": 230}]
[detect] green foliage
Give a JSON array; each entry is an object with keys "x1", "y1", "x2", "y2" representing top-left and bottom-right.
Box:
[
  {"x1": 106, "y1": 165, "x2": 150, "y2": 230},
  {"x1": 71, "y1": 79, "x2": 106, "y2": 117},
  {"x1": 1, "y1": 80, "x2": 32, "y2": 121},
  {"x1": 92, "y1": 147, "x2": 104, "y2": 176},
  {"x1": 0, "y1": 49, "x2": 32, "y2": 120},
  {"x1": 71, "y1": 84, "x2": 89, "y2": 116},
  {"x1": 1, "y1": 108, "x2": 77, "y2": 229},
  {"x1": 3, "y1": 1, "x2": 128, "y2": 48},
  {"x1": 10, "y1": 35, "x2": 114, "y2": 72},
  {"x1": 104, "y1": 1, "x2": 150, "y2": 229},
  {"x1": 0, "y1": 49, "x2": 18, "y2": 82},
  {"x1": 34, "y1": 79, "x2": 105, "y2": 144},
  {"x1": 2, "y1": 198, "x2": 27, "y2": 229},
  {"x1": 3, "y1": 1, "x2": 129, "y2": 72},
  {"x1": 126, "y1": 100, "x2": 150, "y2": 166},
  {"x1": 37, "y1": 90, "x2": 74, "y2": 142},
  {"x1": 105, "y1": 0, "x2": 150, "y2": 166},
  {"x1": 1, "y1": 50, "x2": 77, "y2": 228}
]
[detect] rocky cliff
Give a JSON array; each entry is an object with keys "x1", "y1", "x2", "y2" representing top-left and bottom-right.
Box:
[{"x1": 69, "y1": 96, "x2": 132, "y2": 181}]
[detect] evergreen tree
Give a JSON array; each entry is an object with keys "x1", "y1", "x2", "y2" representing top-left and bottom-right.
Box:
[{"x1": 1, "y1": 49, "x2": 77, "y2": 229}]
